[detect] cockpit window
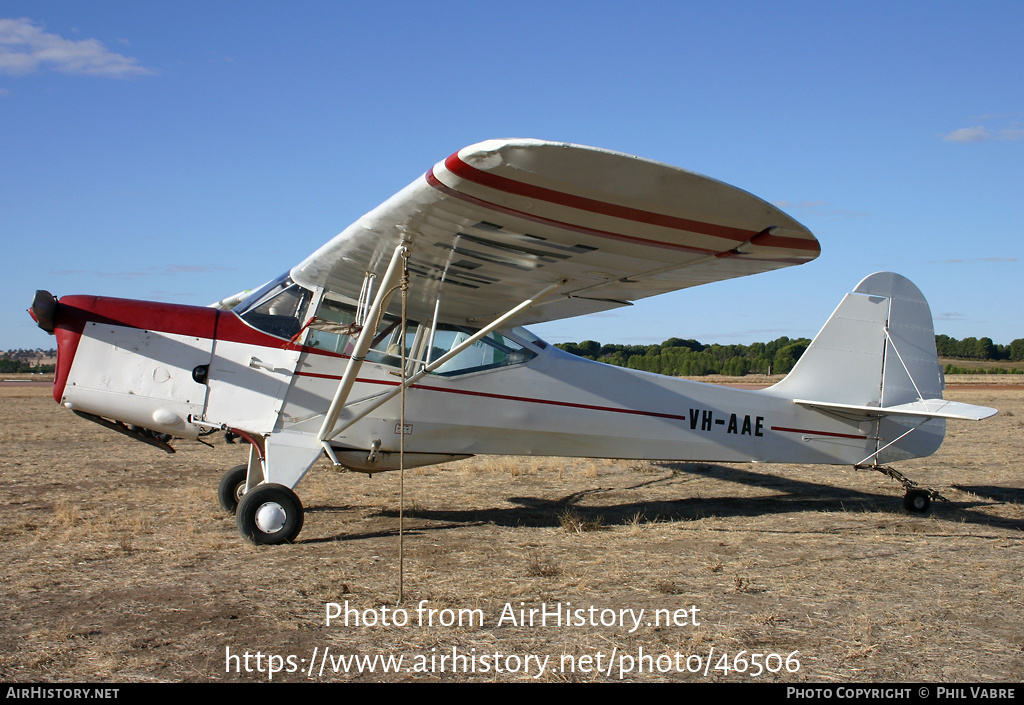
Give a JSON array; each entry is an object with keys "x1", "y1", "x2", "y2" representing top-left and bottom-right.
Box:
[
  {"x1": 427, "y1": 325, "x2": 536, "y2": 376},
  {"x1": 306, "y1": 297, "x2": 405, "y2": 365},
  {"x1": 305, "y1": 294, "x2": 538, "y2": 375},
  {"x1": 234, "y1": 273, "x2": 312, "y2": 340}
]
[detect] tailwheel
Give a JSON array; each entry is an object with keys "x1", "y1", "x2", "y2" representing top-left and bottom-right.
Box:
[
  {"x1": 859, "y1": 464, "x2": 948, "y2": 513},
  {"x1": 218, "y1": 464, "x2": 249, "y2": 514},
  {"x1": 903, "y1": 489, "x2": 932, "y2": 514},
  {"x1": 237, "y1": 483, "x2": 304, "y2": 545}
]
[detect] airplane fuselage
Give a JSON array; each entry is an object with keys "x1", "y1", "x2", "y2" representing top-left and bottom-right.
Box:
[{"x1": 49, "y1": 291, "x2": 942, "y2": 476}]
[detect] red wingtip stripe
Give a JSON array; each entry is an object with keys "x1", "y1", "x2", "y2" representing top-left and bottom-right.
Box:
[{"x1": 442, "y1": 151, "x2": 819, "y2": 253}]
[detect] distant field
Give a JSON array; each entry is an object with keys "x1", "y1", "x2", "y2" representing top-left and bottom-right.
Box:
[
  {"x1": 1, "y1": 373, "x2": 54, "y2": 381},
  {"x1": 939, "y1": 358, "x2": 1024, "y2": 373}
]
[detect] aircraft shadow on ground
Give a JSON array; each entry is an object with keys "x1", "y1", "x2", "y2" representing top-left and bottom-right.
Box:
[
  {"x1": 301, "y1": 463, "x2": 1024, "y2": 543},
  {"x1": 950, "y1": 484, "x2": 1024, "y2": 505}
]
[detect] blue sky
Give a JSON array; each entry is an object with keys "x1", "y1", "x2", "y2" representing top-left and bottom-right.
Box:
[{"x1": 2, "y1": 1, "x2": 1021, "y2": 351}]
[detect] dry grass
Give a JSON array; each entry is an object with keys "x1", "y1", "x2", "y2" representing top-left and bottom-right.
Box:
[
  {"x1": 1, "y1": 383, "x2": 1022, "y2": 682},
  {"x1": 557, "y1": 508, "x2": 605, "y2": 533}
]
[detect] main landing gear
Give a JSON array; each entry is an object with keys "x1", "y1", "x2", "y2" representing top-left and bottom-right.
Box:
[
  {"x1": 217, "y1": 464, "x2": 248, "y2": 513},
  {"x1": 237, "y1": 484, "x2": 304, "y2": 544},
  {"x1": 218, "y1": 465, "x2": 305, "y2": 545},
  {"x1": 859, "y1": 464, "x2": 947, "y2": 515}
]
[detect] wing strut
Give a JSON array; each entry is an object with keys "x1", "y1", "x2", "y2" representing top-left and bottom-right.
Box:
[
  {"x1": 319, "y1": 278, "x2": 563, "y2": 449},
  {"x1": 317, "y1": 243, "x2": 411, "y2": 443}
]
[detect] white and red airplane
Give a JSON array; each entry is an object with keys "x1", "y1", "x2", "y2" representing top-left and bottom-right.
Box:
[{"x1": 30, "y1": 139, "x2": 996, "y2": 544}]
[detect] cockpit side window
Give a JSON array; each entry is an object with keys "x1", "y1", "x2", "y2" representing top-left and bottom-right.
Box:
[
  {"x1": 305, "y1": 297, "x2": 359, "y2": 354},
  {"x1": 304, "y1": 294, "x2": 539, "y2": 375},
  {"x1": 306, "y1": 297, "x2": 406, "y2": 365},
  {"x1": 427, "y1": 325, "x2": 536, "y2": 376}
]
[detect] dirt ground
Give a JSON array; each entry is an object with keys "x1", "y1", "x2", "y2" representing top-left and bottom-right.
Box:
[{"x1": 1, "y1": 381, "x2": 1021, "y2": 683}]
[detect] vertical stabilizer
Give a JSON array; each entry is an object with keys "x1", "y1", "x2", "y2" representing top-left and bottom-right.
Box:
[
  {"x1": 764, "y1": 272, "x2": 951, "y2": 463},
  {"x1": 766, "y1": 272, "x2": 942, "y2": 407}
]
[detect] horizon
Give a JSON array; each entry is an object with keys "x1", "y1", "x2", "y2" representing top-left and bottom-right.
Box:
[{"x1": 5, "y1": 327, "x2": 1021, "y2": 354}]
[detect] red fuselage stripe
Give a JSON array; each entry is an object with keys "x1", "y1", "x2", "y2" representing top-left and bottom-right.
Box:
[
  {"x1": 295, "y1": 371, "x2": 688, "y2": 421},
  {"x1": 771, "y1": 425, "x2": 868, "y2": 440}
]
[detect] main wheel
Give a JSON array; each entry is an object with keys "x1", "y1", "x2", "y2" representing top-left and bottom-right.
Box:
[
  {"x1": 903, "y1": 489, "x2": 931, "y2": 514},
  {"x1": 236, "y1": 483, "x2": 304, "y2": 545},
  {"x1": 218, "y1": 464, "x2": 249, "y2": 514}
]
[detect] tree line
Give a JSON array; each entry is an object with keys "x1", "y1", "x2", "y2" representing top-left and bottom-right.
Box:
[
  {"x1": 556, "y1": 336, "x2": 812, "y2": 376},
  {"x1": 0, "y1": 348, "x2": 57, "y2": 374},
  {"x1": 557, "y1": 334, "x2": 1024, "y2": 377},
  {"x1": 935, "y1": 335, "x2": 1024, "y2": 361}
]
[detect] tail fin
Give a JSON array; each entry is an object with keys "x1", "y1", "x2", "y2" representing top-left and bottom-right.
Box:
[
  {"x1": 770, "y1": 272, "x2": 941, "y2": 407},
  {"x1": 766, "y1": 272, "x2": 995, "y2": 463}
]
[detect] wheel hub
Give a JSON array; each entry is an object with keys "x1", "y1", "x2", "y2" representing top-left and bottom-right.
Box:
[{"x1": 255, "y1": 502, "x2": 287, "y2": 534}]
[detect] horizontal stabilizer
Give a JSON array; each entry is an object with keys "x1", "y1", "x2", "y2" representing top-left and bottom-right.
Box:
[{"x1": 794, "y1": 398, "x2": 998, "y2": 421}]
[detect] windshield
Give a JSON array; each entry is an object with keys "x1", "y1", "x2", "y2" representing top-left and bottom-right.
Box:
[
  {"x1": 234, "y1": 273, "x2": 312, "y2": 340},
  {"x1": 233, "y1": 272, "x2": 291, "y2": 316}
]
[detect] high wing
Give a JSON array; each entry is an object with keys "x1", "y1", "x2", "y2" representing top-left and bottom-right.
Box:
[{"x1": 290, "y1": 139, "x2": 820, "y2": 327}]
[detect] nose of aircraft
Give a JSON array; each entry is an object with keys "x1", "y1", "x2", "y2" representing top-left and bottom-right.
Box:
[{"x1": 29, "y1": 289, "x2": 78, "y2": 403}]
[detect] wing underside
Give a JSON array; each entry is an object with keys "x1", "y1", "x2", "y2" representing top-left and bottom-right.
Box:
[{"x1": 291, "y1": 139, "x2": 820, "y2": 327}]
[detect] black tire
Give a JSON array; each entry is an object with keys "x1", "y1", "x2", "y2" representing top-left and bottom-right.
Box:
[
  {"x1": 218, "y1": 464, "x2": 249, "y2": 514},
  {"x1": 903, "y1": 489, "x2": 931, "y2": 514},
  {"x1": 236, "y1": 483, "x2": 304, "y2": 545}
]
